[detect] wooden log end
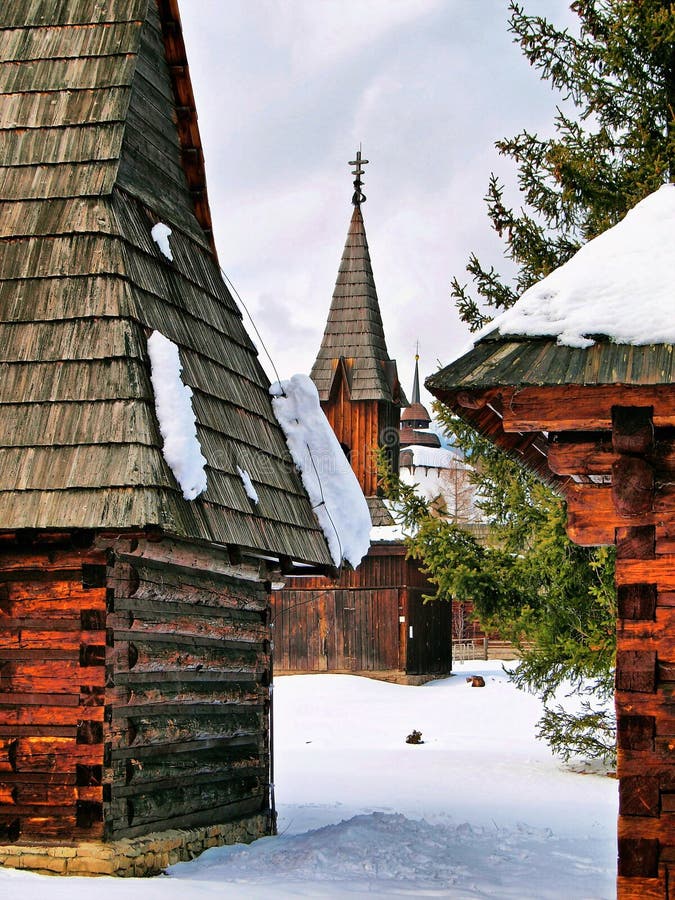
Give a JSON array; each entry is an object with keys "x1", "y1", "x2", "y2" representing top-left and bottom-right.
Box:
[
  {"x1": 612, "y1": 406, "x2": 654, "y2": 455},
  {"x1": 617, "y1": 837, "x2": 659, "y2": 878},
  {"x1": 612, "y1": 456, "x2": 655, "y2": 518}
]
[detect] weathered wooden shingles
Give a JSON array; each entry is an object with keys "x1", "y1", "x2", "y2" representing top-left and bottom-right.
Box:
[
  {"x1": 427, "y1": 331, "x2": 675, "y2": 393},
  {"x1": 0, "y1": 1, "x2": 332, "y2": 566},
  {"x1": 311, "y1": 204, "x2": 403, "y2": 403}
]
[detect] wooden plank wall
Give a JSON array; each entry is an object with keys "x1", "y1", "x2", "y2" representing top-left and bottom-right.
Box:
[
  {"x1": 273, "y1": 586, "x2": 400, "y2": 672},
  {"x1": 273, "y1": 549, "x2": 451, "y2": 675},
  {"x1": 104, "y1": 537, "x2": 272, "y2": 839},
  {"x1": 0, "y1": 534, "x2": 107, "y2": 842},
  {"x1": 322, "y1": 376, "x2": 385, "y2": 496}
]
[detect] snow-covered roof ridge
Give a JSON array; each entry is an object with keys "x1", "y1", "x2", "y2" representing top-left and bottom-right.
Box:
[{"x1": 481, "y1": 184, "x2": 675, "y2": 349}]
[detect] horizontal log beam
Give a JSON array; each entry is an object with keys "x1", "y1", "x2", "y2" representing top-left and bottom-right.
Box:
[
  {"x1": 565, "y1": 483, "x2": 675, "y2": 546},
  {"x1": 112, "y1": 596, "x2": 265, "y2": 625},
  {"x1": 548, "y1": 436, "x2": 616, "y2": 475},
  {"x1": 114, "y1": 669, "x2": 264, "y2": 685},
  {"x1": 111, "y1": 701, "x2": 262, "y2": 719},
  {"x1": 617, "y1": 558, "x2": 675, "y2": 590},
  {"x1": 110, "y1": 733, "x2": 258, "y2": 761},
  {"x1": 615, "y1": 875, "x2": 664, "y2": 900},
  {"x1": 112, "y1": 764, "x2": 266, "y2": 799},
  {"x1": 108, "y1": 794, "x2": 265, "y2": 841},
  {"x1": 0, "y1": 707, "x2": 104, "y2": 728},
  {"x1": 501, "y1": 386, "x2": 675, "y2": 432},
  {"x1": 618, "y1": 748, "x2": 675, "y2": 785},
  {"x1": 0, "y1": 549, "x2": 107, "y2": 574},
  {"x1": 618, "y1": 811, "x2": 675, "y2": 843},
  {"x1": 616, "y1": 691, "x2": 675, "y2": 723}
]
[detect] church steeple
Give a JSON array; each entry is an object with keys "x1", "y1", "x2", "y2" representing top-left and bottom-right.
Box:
[
  {"x1": 310, "y1": 155, "x2": 403, "y2": 405},
  {"x1": 411, "y1": 345, "x2": 421, "y2": 404},
  {"x1": 309, "y1": 153, "x2": 406, "y2": 495},
  {"x1": 400, "y1": 347, "x2": 440, "y2": 449}
]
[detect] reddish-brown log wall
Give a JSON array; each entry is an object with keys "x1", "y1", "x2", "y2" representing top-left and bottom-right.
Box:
[
  {"x1": 0, "y1": 532, "x2": 274, "y2": 845},
  {"x1": 0, "y1": 535, "x2": 107, "y2": 842},
  {"x1": 559, "y1": 406, "x2": 675, "y2": 900},
  {"x1": 615, "y1": 522, "x2": 675, "y2": 899},
  {"x1": 272, "y1": 547, "x2": 452, "y2": 676}
]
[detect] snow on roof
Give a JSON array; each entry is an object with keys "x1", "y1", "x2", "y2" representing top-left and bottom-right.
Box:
[
  {"x1": 400, "y1": 445, "x2": 462, "y2": 470},
  {"x1": 270, "y1": 374, "x2": 371, "y2": 568},
  {"x1": 237, "y1": 466, "x2": 259, "y2": 504},
  {"x1": 151, "y1": 222, "x2": 173, "y2": 261},
  {"x1": 370, "y1": 523, "x2": 407, "y2": 543},
  {"x1": 147, "y1": 331, "x2": 207, "y2": 501},
  {"x1": 482, "y1": 184, "x2": 675, "y2": 349}
]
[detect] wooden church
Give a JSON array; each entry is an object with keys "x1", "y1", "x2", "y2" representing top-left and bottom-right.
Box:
[
  {"x1": 427, "y1": 185, "x2": 675, "y2": 900},
  {"x1": 0, "y1": 0, "x2": 334, "y2": 876},
  {"x1": 271, "y1": 157, "x2": 452, "y2": 681}
]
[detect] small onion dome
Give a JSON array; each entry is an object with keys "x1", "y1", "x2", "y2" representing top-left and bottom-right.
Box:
[
  {"x1": 401, "y1": 401, "x2": 431, "y2": 424},
  {"x1": 399, "y1": 426, "x2": 441, "y2": 448}
]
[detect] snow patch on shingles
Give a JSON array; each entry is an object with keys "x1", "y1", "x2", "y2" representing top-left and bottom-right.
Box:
[
  {"x1": 478, "y1": 183, "x2": 675, "y2": 349},
  {"x1": 151, "y1": 222, "x2": 173, "y2": 261},
  {"x1": 237, "y1": 466, "x2": 259, "y2": 504},
  {"x1": 147, "y1": 331, "x2": 207, "y2": 501},
  {"x1": 270, "y1": 374, "x2": 370, "y2": 568}
]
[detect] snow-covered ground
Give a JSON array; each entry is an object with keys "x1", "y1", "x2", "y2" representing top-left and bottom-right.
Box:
[{"x1": 2, "y1": 660, "x2": 618, "y2": 899}]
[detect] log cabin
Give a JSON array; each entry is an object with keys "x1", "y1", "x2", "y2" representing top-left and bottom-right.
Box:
[
  {"x1": 0, "y1": 0, "x2": 334, "y2": 876},
  {"x1": 272, "y1": 156, "x2": 452, "y2": 681},
  {"x1": 426, "y1": 184, "x2": 675, "y2": 900}
]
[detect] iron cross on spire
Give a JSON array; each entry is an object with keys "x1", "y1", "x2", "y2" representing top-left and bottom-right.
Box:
[{"x1": 349, "y1": 149, "x2": 369, "y2": 206}]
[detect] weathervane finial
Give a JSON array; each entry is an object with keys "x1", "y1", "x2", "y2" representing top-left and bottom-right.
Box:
[{"x1": 349, "y1": 147, "x2": 369, "y2": 206}]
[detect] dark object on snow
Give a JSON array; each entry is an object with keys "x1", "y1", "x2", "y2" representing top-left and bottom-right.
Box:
[
  {"x1": 466, "y1": 675, "x2": 486, "y2": 687},
  {"x1": 406, "y1": 730, "x2": 424, "y2": 744}
]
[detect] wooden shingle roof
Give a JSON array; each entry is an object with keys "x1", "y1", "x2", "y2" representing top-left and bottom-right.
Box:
[
  {"x1": 310, "y1": 203, "x2": 405, "y2": 404},
  {"x1": 0, "y1": 0, "x2": 333, "y2": 568},
  {"x1": 428, "y1": 331, "x2": 675, "y2": 392}
]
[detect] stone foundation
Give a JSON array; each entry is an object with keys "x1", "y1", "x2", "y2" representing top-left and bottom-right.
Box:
[{"x1": 0, "y1": 813, "x2": 270, "y2": 877}]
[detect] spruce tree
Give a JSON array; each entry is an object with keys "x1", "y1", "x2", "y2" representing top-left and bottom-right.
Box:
[{"x1": 443, "y1": 0, "x2": 675, "y2": 763}]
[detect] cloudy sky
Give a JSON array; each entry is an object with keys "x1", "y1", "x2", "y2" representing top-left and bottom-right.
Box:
[{"x1": 180, "y1": 1, "x2": 576, "y2": 404}]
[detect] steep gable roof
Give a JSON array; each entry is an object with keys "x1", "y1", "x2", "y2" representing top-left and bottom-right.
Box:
[
  {"x1": 0, "y1": 0, "x2": 332, "y2": 568},
  {"x1": 310, "y1": 203, "x2": 404, "y2": 404}
]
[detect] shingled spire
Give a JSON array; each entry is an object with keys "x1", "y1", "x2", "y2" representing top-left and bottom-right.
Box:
[
  {"x1": 310, "y1": 153, "x2": 405, "y2": 495},
  {"x1": 310, "y1": 156, "x2": 403, "y2": 404},
  {"x1": 412, "y1": 345, "x2": 421, "y2": 403}
]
